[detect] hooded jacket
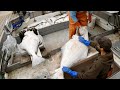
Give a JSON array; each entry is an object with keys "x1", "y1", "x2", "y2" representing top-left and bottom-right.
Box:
[{"x1": 78, "y1": 41, "x2": 114, "y2": 79}]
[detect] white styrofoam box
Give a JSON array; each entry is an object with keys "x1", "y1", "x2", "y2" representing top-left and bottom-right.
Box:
[
  {"x1": 27, "y1": 11, "x2": 61, "y2": 27},
  {"x1": 28, "y1": 14, "x2": 68, "y2": 29},
  {"x1": 94, "y1": 14, "x2": 114, "y2": 31},
  {"x1": 26, "y1": 13, "x2": 69, "y2": 30}
]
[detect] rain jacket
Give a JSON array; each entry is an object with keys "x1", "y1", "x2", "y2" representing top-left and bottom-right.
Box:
[
  {"x1": 68, "y1": 11, "x2": 92, "y2": 39},
  {"x1": 77, "y1": 42, "x2": 114, "y2": 79}
]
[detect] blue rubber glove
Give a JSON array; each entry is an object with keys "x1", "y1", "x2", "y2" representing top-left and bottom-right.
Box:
[
  {"x1": 62, "y1": 66, "x2": 78, "y2": 78},
  {"x1": 79, "y1": 36, "x2": 91, "y2": 46}
]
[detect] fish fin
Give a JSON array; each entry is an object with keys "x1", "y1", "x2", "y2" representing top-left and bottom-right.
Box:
[
  {"x1": 36, "y1": 48, "x2": 42, "y2": 57},
  {"x1": 32, "y1": 55, "x2": 45, "y2": 67}
]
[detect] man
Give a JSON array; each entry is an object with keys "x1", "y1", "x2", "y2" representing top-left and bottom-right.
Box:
[
  {"x1": 68, "y1": 11, "x2": 92, "y2": 39},
  {"x1": 62, "y1": 36, "x2": 114, "y2": 79}
]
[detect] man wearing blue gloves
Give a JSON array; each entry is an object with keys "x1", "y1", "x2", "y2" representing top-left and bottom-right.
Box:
[{"x1": 62, "y1": 36, "x2": 114, "y2": 79}]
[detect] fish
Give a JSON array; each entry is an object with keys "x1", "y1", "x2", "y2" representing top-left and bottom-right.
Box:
[
  {"x1": 18, "y1": 30, "x2": 45, "y2": 67},
  {"x1": 52, "y1": 26, "x2": 89, "y2": 79},
  {"x1": 2, "y1": 35, "x2": 17, "y2": 65}
]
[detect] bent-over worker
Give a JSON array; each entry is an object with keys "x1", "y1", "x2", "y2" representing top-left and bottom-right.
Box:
[{"x1": 62, "y1": 36, "x2": 114, "y2": 79}]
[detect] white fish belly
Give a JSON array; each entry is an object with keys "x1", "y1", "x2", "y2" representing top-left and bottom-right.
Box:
[
  {"x1": 60, "y1": 36, "x2": 88, "y2": 68},
  {"x1": 20, "y1": 31, "x2": 40, "y2": 56}
]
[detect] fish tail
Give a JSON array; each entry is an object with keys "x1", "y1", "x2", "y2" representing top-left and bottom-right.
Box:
[{"x1": 31, "y1": 55, "x2": 45, "y2": 67}]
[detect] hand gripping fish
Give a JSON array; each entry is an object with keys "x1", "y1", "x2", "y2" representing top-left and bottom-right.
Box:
[{"x1": 53, "y1": 26, "x2": 89, "y2": 79}]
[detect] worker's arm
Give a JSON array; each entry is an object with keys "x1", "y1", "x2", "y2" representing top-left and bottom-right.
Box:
[
  {"x1": 70, "y1": 11, "x2": 81, "y2": 27},
  {"x1": 79, "y1": 36, "x2": 100, "y2": 50},
  {"x1": 62, "y1": 60, "x2": 102, "y2": 79},
  {"x1": 78, "y1": 36, "x2": 91, "y2": 46},
  {"x1": 78, "y1": 60, "x2": 102, "y2": 79},
  {"x1": 79, "y1": 36, "x2": 101, "y2": 52},
  {"x1": 70, "y1": 11, "x2": 78, "y2": 23},
  {"x1": 62, "y1": 66, "x2": 78, "y2": 78}
]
